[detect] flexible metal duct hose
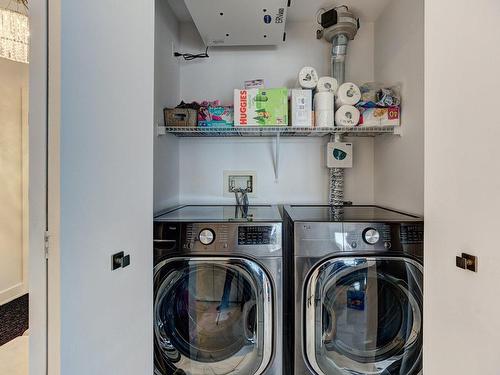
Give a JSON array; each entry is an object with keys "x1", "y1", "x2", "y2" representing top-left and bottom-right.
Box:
[
  {"x1": 329, "y1": 167, "x2": 344, "y2": 206},
  {"x1": 329, "y1": 204, "x2": 345, "y2": 221}
]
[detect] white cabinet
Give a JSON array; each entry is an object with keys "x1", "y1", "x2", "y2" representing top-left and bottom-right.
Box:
[
  {"x1": 425, "y1": 0, "x2": 500, "y2": 373},
  {"x1": 54, "y1": 0, "x2": 155, "y2": 375}
]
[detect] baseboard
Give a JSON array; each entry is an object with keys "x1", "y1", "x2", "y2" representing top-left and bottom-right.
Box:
[{"x1": 0, "y1": 283, "x2": 27, "y2": 306}]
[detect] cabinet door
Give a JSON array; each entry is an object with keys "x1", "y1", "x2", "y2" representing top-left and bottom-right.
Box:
[
  {"x1": 425, "y1": 0, "x2": 500, "y2": 373},
  {"x1": 57, "y1": 0, "x2": 154, "y2": 374}
]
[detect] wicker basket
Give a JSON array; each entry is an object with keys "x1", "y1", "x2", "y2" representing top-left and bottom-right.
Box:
[{"x1": 164, "y1": 108, "x2": 198, "y2": 127}]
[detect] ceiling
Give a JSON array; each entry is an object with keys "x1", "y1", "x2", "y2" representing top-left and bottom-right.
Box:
[{"x1": 167, "y1": 0, "x2": 391, "y2": 23}]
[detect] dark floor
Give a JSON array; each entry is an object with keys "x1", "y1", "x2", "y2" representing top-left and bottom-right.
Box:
[{"x1": 0, "y1": 294, "x2": 29, "y2": 346}]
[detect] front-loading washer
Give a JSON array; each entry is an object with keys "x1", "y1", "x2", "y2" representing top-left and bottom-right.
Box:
[
  {"x1": 283, "y1": 205, "x2": 424, "y2": 375},
  {"x1": 153, "y1": 205, "x2": 283, "y2": 375}
]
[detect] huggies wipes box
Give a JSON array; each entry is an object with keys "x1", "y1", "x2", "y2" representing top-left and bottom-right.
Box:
[{"x1": 234, "y1": 88, "x2": 288, "y2": 126}]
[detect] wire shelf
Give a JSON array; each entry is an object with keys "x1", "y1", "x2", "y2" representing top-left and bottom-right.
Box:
[{"x1": 159, "y1": 125, "x2": 398, "y2": 138}]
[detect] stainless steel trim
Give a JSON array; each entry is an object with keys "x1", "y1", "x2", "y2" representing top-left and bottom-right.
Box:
[
  {"x1": 304, "y1": 256, "x2": 423, "y2": 375},
  {"x1": 154, "y1": 256, "x2": 273, "y2": 375}
]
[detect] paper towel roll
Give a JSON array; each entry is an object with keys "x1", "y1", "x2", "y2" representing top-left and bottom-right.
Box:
[
  {"x1": 317, "y1": 76, "x2": 339, "y2": 94},
  {"x1": 336, "y1": 82, "x2": 362, "y2": 106},
  {"x1": 335, "y1": 105, "x2": 360, "y2": 126},
  {"x1": 298, "y1": 67, "x2": 319, "y2": 89},
  {"x1": 315, "y1": 110, "x2": 335, "y2": 128},
  {"x1": 314, "y1": 91, "x2": 335, "y2": 111}
]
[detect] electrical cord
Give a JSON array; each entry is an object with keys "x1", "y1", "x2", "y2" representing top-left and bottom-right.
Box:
[{"x1": 174, "y1": 46, "x2": 210, "y2": 61}]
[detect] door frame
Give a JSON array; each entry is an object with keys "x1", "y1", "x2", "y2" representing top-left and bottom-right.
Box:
[{"x1": 29, "y1": 0, "x2": 57, "y2": 373}]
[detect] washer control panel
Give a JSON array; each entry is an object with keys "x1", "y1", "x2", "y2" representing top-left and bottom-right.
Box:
[
  {"x1": 181, "y1": 223, "x2": 282, "y2": 254},
  {"x1": 238, "y1": 226, "x2": 274, "y2": 245}
]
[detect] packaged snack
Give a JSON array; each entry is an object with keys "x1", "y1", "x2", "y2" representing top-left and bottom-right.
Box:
[
  {"x1": 234, "y1": 88, "x2": 288, "y2": 126},
  {"x1": 358, "y1": 107, "x2": 400, "y2": 126}
]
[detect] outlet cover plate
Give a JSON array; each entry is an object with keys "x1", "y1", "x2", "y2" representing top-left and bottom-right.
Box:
[{"x1": 223, "y1": 171, "x2": 257, "y2": 198}]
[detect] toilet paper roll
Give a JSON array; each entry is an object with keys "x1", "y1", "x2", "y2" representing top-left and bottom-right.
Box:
[
  {"x1": 314, "y1": 91, "x2": 335, "y2": 111},
  {"x1": 335, "y1": 105, "x2": 360, "y2": 126},
  {"x1": 315, "y1": 110, "x2": 335, "y2": 128},
  {"x1": 336, "y1": 82, "x2": 362, "y2": 106},
  {"x1": 317, "y1": 76, "x2": 339, "y2": 94},
  {"x1": 298, "y1": 66, "x2": 319, "y2": 89}
]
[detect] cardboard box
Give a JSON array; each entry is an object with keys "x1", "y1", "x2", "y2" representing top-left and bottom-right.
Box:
[
  {"x1": 234, "y1": 88, "x2": 288, "y2": 126},
  {"x1": 358, "y1": 106, "x2": 400, "y2": 126},
  {"x1": 291, "y1": 89, "x2": 313, "y2": 127}
]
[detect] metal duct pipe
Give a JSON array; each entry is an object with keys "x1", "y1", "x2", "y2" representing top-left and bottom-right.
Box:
[
  {"x1": 329, "y1": 34, "x2": 349, "y2": 206},
  {"x1": 323, "y1": 6, "x2": 359, "y2": 206},
  {"x1": 331, "y1": 33, "x2": 349, "y2": 85}
]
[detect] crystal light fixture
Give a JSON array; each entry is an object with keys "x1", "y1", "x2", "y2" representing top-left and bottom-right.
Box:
[{"x1": 0, "y1": 5, "x2": 29, "y2": 64}]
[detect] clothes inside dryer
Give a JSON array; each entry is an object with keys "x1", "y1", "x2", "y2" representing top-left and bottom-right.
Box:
[{"x1": 306, "y1": 257, "x2": 423, "y2": 375}]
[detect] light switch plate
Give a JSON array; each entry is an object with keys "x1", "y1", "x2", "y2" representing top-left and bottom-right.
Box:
[{"x1": 223, "y1": 171, "x2": 257, "y2": 198}]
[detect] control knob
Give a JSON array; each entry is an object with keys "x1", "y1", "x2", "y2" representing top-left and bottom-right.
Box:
[
  {"x1": 199, "y1": 229, "x2": 215, "y2": 245},
  {"x1": 363, "y1": 228, "x2": 380, "y2": 245}
]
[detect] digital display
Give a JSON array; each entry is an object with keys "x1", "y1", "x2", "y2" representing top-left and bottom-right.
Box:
[
  {"x1": 400, "y1": 224, "x2": 424, "y2": 244},
  {"x1": 238, "y1": 226, "x2": 273, "y2": 245}
]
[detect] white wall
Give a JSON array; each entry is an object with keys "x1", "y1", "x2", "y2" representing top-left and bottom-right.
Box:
[
  {"x1": 59, "y1": 0, "x2": 154, "y2": 374},
  {"x1": 154, "y1": 0, "x2": 180, "y2": 212},
  {"x1": 173, "y1": 20, "x2": 376, "y2": 205},
  {"x1": 0, "y1": 57, "x2": 29, "y2": 305},
  {"x1": 178, "y1": 137, "x2": 374, "y2": 205},
  {"x1": 179, "y1": 21, "x2": 374, "y2": 104},
  {"x1": 373, "y1": 0, "x2": 424, "y2": 215},
  {"x1": 425, "y1": 0, "x2": 500, "y2": 373}
]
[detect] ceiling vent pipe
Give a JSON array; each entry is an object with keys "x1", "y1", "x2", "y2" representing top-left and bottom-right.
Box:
[
  {"x1": 324, "y1": 5, "x2": 359, "y2": 85},
  {"x1": 321, "y1": 5, "x2": 359, "y2": 206}
]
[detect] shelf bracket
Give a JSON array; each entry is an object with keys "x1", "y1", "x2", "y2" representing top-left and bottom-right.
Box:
[
  {"x1": 273, "y1": 132, "x2": 280, "y2": 181},
  {"x1": 156, "y1": 125, "x2": 166, "y2": 136}
]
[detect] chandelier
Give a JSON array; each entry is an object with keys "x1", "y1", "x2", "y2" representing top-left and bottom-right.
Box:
[{"x1": 0, "y1": 1, "x2": 29, "y2": 64}]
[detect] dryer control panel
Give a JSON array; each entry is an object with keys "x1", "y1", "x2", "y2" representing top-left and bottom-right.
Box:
[
  {"x1": 344, "y1": 223, "x2": 424, "y2": 257},
  {"x1": 344, "y1": 223, "x2": 392, "y2": 251}
]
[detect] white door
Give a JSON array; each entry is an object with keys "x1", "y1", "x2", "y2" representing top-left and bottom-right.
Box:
[
  {"x1": 425, "y1": 0, "x2": 500, "y2": 374},
  {"x1": 50, "y1": 0, "x2": 155, "y2": 374}
]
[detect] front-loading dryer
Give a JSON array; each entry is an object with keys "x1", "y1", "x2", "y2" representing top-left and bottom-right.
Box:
[
  {"x1": 154, "y1": 205, "x2": 283, "y2": 375},
  {"x1": 283, "y1": 205, "x2": 424, "y2": 375}
]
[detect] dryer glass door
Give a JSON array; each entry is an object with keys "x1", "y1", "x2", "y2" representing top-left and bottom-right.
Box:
[
  {"x1": 154, "y1": 257, "x2": 273, "y2": 375},
  {"x1": 305, "y1": 257, "x2": 423, "y2": 375}
]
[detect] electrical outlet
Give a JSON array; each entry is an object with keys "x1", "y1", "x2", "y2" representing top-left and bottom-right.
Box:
[{"x1": 223, "y1": 171, "x2": 257, "y2": 198}]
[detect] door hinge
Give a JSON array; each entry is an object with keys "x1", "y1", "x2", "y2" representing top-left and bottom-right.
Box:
[{"x1": 44, "y1": 231, "x2": 50, "y2": 259}]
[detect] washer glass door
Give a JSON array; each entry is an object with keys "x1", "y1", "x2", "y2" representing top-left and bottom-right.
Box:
[
  {"x1": 154, "y1": 257, "x2": 273, "y2": 375},
  {"x1": 305, "y1": 257, "x2": 423, "y2": 375}
]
